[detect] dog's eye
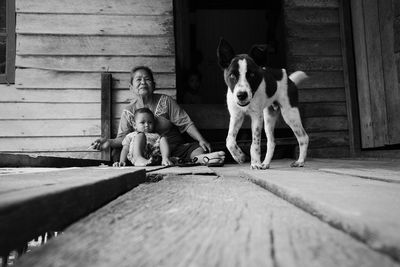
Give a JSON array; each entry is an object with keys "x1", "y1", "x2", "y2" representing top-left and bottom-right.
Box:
[
  {"x1": 248, "y1": 72, "x2": 255, "y2": 78},
  {"x1": 229, "y1": 74, "x2": 237, "y2": 81}
]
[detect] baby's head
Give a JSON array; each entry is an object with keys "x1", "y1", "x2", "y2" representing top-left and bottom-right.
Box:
[{"x1": 133, "y1": 108, "x2": 155, "y2": 133}]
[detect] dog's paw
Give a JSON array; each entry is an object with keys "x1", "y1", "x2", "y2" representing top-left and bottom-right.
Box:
[
  {"x1": 261, "y1": 163, "x2": 270, "y2": 169},
  {"x1": 290, "y1": 161, "x2": 304, "y2": 167},
  {"x1": 232, "y1": 153, "x2": 247, "y2": 164},
  {"x1": 251, "y1": 162, "x2": 267, "y2": 170}
]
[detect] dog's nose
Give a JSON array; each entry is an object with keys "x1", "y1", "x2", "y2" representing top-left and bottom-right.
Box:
[{"x1": 237, "y1": 91, "x2": 248, "y2": 101}]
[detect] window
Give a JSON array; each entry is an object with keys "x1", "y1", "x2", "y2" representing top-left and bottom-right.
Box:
[{"x1": 0, "y1": 0, "x2": 15, "y2": 84}]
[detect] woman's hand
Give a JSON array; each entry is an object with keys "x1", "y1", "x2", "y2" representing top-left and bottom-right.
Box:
[
  {"x1": 113, "y1": 161, "x2": 126, "y2": 167},
  {"x1": 199, "y1": 139, "x2": 212, "y2": 153},
  {"x1": 89, "y1": 138, "x2": 110, "y2": 151}
]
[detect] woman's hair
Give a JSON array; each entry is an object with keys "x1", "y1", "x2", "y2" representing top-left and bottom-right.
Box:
[
  {"x1": 130, "y1": 66, "x2": 155, "y2": 86},
  {"x1": 134, "y1": 107, "x2": 155, "y2": 121}
]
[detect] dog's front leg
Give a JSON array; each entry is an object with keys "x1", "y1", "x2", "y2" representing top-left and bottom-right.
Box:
[
  {"x1": 226, "y1": 111, "x2": 246, "y2": 164},
  {"x1": 250, "y1": 113, "x2": 263, "y2": 169}
]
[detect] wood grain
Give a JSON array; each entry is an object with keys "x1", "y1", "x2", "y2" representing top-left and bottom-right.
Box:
[
  {"x1": 0, "y1": 167, "x2": 146, "y2": 254},
  {"x1": 16, "y1": 0, "x2": 173, "y2": 15},
  {"x1": 17, "y1": 14, "x2": 173, "y2": 36},
  {"x1": 287, "y1": 38, "x2": 341, "y2": 56},
  {"x1": 285, "y1": 0, "x2": 339, "y2": 8},
  {"x1": 285, "y1": 8, "x2": 339, "y2": 25},
  {"x1": 16, "y1": 170, "x2": 399, "y2": 267},
  {"x1": 17, "y1": 35, "x2": 175, "y2": 56}
]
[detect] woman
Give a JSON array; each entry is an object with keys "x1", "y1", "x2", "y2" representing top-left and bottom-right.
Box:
[{"x1": 90, "y1": 66, "x2": 225, "y2": 165}]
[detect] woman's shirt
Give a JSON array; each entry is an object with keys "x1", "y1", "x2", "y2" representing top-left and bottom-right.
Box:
[{"x1": 116, "y1": 94, "x2": 194, "y2": 147}]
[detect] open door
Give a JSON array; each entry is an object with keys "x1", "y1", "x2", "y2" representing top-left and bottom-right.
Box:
[{"x1": 350, "y1": 0, "x2": 400, "y2": 148}]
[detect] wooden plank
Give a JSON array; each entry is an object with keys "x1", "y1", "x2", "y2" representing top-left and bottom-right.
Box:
[
  {"x1": 101, "y1": 73, "x2": 112, "y2": 161},
  {"x1": 16, "y1": 0, "x2": 173, "y2": 15},
  {"x1": 308, "y1": 131, "x2": 349, "y2": 148},
  {"x1": 5, "y1": 151, "x2": 103, "y2": 160},
  {"x1": 16, "y1": 14, "x2": 173, "y2": 36},
  {"x1": 309, "y1": 158, "x2": 400, "y2": 183},
  {"x1": 362, "y1": 0, "x2": 387, "y2": 147},
  {"x1": 15, "y1": 170, "x2": 399, "y2": 267},
  {"x1": 17, "y1": 35, "x2": 175, "y2": 56},
  {"x1": 288, "y1": 56, "x2": 343, "y2": 71},
  {"x1": 15, "y1": 56, "x2": 175, "y2": 73},
  {"x1": 285, "y1": 0, "x2": 339, "y2": 8},
  {"x1": 15, "y1": 69, "x2": 175, "y2": 89},
  {"x1": 395, "y1": 17, "x2": 400, "y2": 51},
  {"x1": 300, "y1": 102, "x2": 347, "y2": 117},
  {"x1": 298, "y1": 71, "x2": 344, "y2": 88},
  {"x1": 339, "y1": 0, "x2": 361, "y2": 155},
  {"x1": 287, "y1": 38, "x2": 341, "y2": 56},
  {"x1": 242, "y1": 165, "x2": 400, "y2": 261},
  {"x1": 0, "y1": 120, "x2": 101, "y2": 137},
  {"x1": 0, "y1": 167, "x2": 146, "y2": 254},
  {"x1": 286, "y1": 24, "x2": 340, "y2": 39},
  {"x1": 307, "y1": 146, "x2": 350, "y2": 157},
  {"x1": 350, "y1": 0, "x2": 374, "y2": 148},
  {"x1": 0, "y1": 136, "x2": 97, "y2": 151},
  {"x1": 0, "y1": 153, "x2": 107, "y2": 167},
  {"x1": 303, "y1": 116, "x2": 348, "y2": 131},
  {"x1": 378, "y1": 0, "x2": 400, "y2": 144},
  {"x1": 285, "y1": 8, "x2": 339, "y2": 25},
  {"x1": 299, "y1": 88, "x2": 346, "y2": 102}
]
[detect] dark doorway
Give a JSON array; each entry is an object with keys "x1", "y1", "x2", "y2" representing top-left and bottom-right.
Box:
[{"x1": 174, "y1": 0, "x2": 286, "y2": 104}]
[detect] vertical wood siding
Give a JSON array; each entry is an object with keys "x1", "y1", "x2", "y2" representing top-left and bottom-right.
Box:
[
  {"x1": 394, "y1": 0, "x2": 400, "y2": 104},
  {"x1": 0, "y1": 0, "x2": 175, "y2": 159},
  {"x1": 284, "y1": 0, "x2": 350, "y2": 157}
]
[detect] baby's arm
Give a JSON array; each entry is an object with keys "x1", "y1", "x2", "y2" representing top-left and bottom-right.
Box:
[
  {"x1": 160, "y1": 136, "x2": 173, "y2": 166},
  {"x1": 113, "y1": 145, "x2": 129, "y2": 167}
]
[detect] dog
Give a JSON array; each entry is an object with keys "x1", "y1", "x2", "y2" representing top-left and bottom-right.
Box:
[{"x1": 217, "y1": 38, "x2": 309, "y2": 169}]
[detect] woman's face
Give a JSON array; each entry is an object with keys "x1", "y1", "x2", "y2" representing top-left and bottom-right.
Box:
[{"x1": 131, "y1": 69, "x2": 154, "y2": 97}]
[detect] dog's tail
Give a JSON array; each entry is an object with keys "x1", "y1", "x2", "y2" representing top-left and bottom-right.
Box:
[{"x1": 289, "y1": 71, "x2": 308, "y2": 86}]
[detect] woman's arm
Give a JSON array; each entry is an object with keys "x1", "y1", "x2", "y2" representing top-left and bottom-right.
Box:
[{"x1": 185, "y1": 124, "x2": 211, "y2": 152}]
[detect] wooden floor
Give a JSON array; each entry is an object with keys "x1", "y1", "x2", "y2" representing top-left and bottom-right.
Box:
[{"x1": 2, "y1": 158, "x2": 400, "y2": 267}]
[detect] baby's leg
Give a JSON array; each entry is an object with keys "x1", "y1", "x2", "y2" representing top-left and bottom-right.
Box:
[{"x1": 132, "y1": 133, "x2": 151, "y2": 166}]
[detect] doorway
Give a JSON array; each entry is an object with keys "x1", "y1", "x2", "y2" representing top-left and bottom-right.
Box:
[{"x1": 174, "y1": 0, "x2": 285, "y2": 104}]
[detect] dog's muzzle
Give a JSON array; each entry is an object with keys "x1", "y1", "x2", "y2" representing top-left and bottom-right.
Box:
[{"x1": 236, "y1": 91, "x2": 250, "y2": 106}]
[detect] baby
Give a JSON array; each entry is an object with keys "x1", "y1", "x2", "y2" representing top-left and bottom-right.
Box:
[{"x1": 113, "y1": 108, "x2": 173, "y2": 167}]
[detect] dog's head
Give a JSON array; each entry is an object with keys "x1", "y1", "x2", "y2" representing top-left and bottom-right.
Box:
[{"x1": 217, "y1": 38, "x2": 269, "y2": 107}]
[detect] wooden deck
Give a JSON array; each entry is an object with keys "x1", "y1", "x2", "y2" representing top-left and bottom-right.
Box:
[{"x1": 1, "y1": 158, "x2": 400, "y2": 266}]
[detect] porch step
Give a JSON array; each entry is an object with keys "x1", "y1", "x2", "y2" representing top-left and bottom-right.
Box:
[
  {"x1": 15, "y1": 164, "x2": 399, "y2": 267},
  {"x1": 241, "y1": 159, "x2": 400, "y2": 261}
]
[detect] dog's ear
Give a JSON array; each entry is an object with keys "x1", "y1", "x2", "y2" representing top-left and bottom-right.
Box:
[
  {"x1": 217, "y1": 38, "x2": 235, "y2": 69},
  {"x1": 249, "y1": 44, "x2": 268, "y2": 67}
]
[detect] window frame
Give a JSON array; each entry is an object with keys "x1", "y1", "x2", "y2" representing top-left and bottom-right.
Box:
[{"x1": 0, "y1": 0, "x2": 15, "y2": 84}]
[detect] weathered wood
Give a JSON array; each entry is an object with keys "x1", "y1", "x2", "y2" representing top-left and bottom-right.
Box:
[
  {"x1": 339, "y1": 0, "x2": 361, "y2": 156},
  {"x1": 309, "y1": 158, "x2": 400, "y2": 183},
  {"x1": 0, "y1": 167, "x2": 146, "y2": 255},
  {"x1": 15, "y1": 168, "x2": 399, "y2": 267},
  {"x1": 298, "y1": 71, "x2": 344, "y2": 88},
  {"x1": 16, "y1": 0, "x2": 173, "y2": 15},
  {"x1": 298, "y1": 87, "x2": 346, "y2": 102},
  {"x1": 242, "y1": 164, "x2": 400, "y2": 261},
  {"x1": 16, "y1": 14, "x2": 173, "y2": 36},
  {"x1": 15, "y1": 56, "x2": 175, "y2": 72},
  {"x1": 285, "y1": 0, "x2": 339, "y2": 8},
  {"x1": 395, "y1": 17, "x2": 400, "y2": 51},
  {"x1": 303, "y1": 116, "x2": 348, "y2": 131},
  {"x1": 308, "y1": 131, "x2": 349, "y2": 148},
  {"x1": 0, "y1": 120, "x2": 100, "y2": 137},
  {"x1": 286, "y1": 24, "x2": 340, "y2": 39},
  {"x1": 288, "y1": 56, "x2": 343, "y2": 71},
  {"x1": 4, "y1": 151, "x2": 103, "y2": 160},
  {"x1": 350, "y1": 0, "x2": 374, "y2": 148},
  {"x1": 15, "y1": 69, "x2": 175, "y2": 89},
  {"x1": 0, "y1": 153, "x2": 107, "y2": 167},
  {"x1": 285, "y1": 8, "x2": 339, "y2": 25},
  {"x1": 300, "y1": 102, "x2": 347, "y2": 117},
  {"x1": 0, "y1": 136, "x2": 96, "y2": 151},
  {"x1": 287, "y1": 38, "x2": 341, "y2": 56},
  {"x1": 378, "y1": 0, "x2": 400, "y2": 144},
  {"x1": 17, "y1": 35, "x2": 175, "y2": 56},
  {"x1": 101, "y1": 73, "x2": 112, "y2": 161},
  {"x1": 307, "y1": 146, "x2": 350, "y2": 158}
]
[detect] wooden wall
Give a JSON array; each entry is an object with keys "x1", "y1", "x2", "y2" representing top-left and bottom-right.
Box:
[
  {"x1": 394, "y1": 0, "x2": 400, "y2": 90},
  {"x1": 284, "y1": 0, "x2": 349, "y2": 157},
  {"x1": 0, "y1": 0, "x2": 175, "y2": 159}
]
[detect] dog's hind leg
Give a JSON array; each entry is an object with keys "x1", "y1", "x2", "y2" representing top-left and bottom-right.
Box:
[
  {"x1": 226, "y1": 111, "x2": 247, "y2": 164},
  {"x1": 281, "y1": 106, "x2": 309, "y2": 167},
  {"x1": 261, "y1": 106, "x2": 280, "y2": 169}
]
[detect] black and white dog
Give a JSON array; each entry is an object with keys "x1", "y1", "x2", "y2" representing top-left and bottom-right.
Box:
[{"x1": 217, "y1": 38, "x2": 309, "y2": 169}]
